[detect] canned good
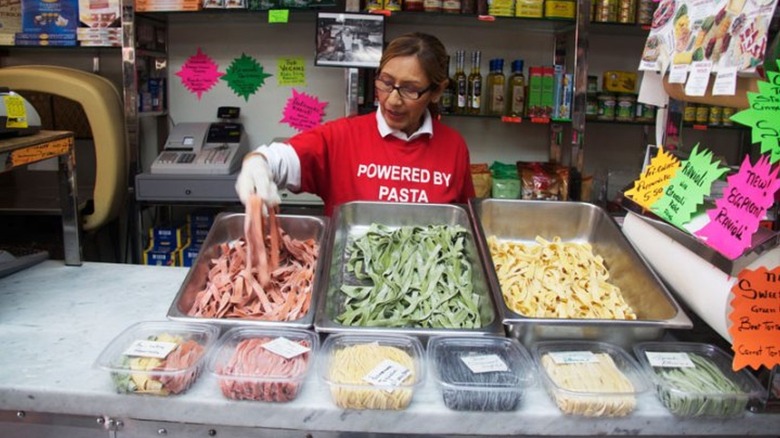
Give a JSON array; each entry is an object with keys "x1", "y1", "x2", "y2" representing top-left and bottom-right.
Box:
[
  {"x1": 695, "y1": 105, "x2": 709, "y2": 124},
  {"x1": 708, "y1": 106, "x2": 722, "y2": 126},
  {"x1": 586, "y1": 94, "x2": 598, "y2": 119},
  {"x1": 683, "y1": 103, "x2": 697, "y2": 123},
  {"x1": 384, "y1": 0, "x2": 403, "y2": 11},
  {"x1": 593, "y1": 0, "x2": 617, "y2": 22},
  {"x1": 635, "y1": 102, "x2": 656, "y2": 122},
  {"x1": 616, "y1": 94, "x2": 636, "y2": 121},
  {"x1": 587, "y1": 76, "x2": 599, "y2": 94},
  {"x1": 722, "y1": 107, "x2": 735, "y2": 126},
  {"x1": 597, "y1": 93, "x2": 616, "y2": 120},
  {"x1": 618, "y1": 0, "x2": 635, "y2": 23},
  {"x1": 637, "y1": 0, "x2": 657, "y2": 25}
]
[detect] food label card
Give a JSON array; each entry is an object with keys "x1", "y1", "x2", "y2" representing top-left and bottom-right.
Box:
[
  {"x1": 363, "y1": 359, "x2": 412, "y2": 387},
  {"x1": 646, "y1": 351, "x2": 696, "y2": 368},
  {"x1": 262, "y1": 337, "x2": 310, "y2": 359},
  {"x1": 548, "y1": 351, "x2": 598, "y2": 364},
  {"x1": 461, "y1": 354, "x2": 509, "y2": 373},
  {"x1": 123, "y1": 339, "x2": 177, "y2": 359}
]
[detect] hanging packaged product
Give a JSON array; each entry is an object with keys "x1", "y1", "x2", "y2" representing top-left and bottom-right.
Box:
[
  {"x1": 597, "y1": 93, "x2": 616, "y2": 121},
  {"x1": 615, "y1": 94, "x2": 636, "y2": 121},
  {"x1": 544, "y1": 0, "x2": 575, "y2": 19}
]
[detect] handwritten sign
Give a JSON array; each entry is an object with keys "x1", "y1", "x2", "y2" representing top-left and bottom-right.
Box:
[
  {"x1": 624, "y1": 146, "x2": 681, "y2": 210},
  {"x1": 280, "y1": 89, "x2": 327, "y2": 132},
  {"x1": 221, "y1": 53, "x2": 272, "y2": 101},
  {"x1": 175, "y1": 47, "x2": 224, "y2": 100},
  {"x1": 696, "y1": 155, "x2": 780, "y2": 259},
  {"x1": 728, "y1": 266, "x2": 780, "y2": 371},
  {"x1": 650, "y1": 144, "x2": 729, "y2": 229},
  {"x1": 10, "y1": 137, "x2": 72, "y2": 167},
  {"x1": 730, "y1": 61, "x2": 780, "y2": 163},
  {"x1": 277, "y1": 57, "x2": 306, "y2": 86}
]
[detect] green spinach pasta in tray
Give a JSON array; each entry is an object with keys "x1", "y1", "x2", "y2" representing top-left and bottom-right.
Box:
[
  {"x1": 336, "y1": 223, "x2": 481, "y2": 329},
  {"x1": 634, "y1": 342, "x2": 766, "y2": 417}
]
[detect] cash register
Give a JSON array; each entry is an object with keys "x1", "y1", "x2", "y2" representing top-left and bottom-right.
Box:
[{"x1": 151, "y1": 107, "x2": 249, "y2": 175}]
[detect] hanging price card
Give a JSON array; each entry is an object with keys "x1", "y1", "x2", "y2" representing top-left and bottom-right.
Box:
[
  {"x1": 728, "y1": 266, "x2": 780, "y2": 371},
  {"x1": 730, "y1": 61, "x2": 780, "y2": 163},
  {"x1": 695, "y1": 155, "x2": 780, "y2": 259},
  {"x1": 176, "y1": 47, "x2": 224, "y2": 100},
  {"x1": 624, "y1": 146, "x2": 681, "y2": 210},
  {"x1": 650, "y1": 144, "x2": 729, "y2": 229},
  {"x1": 221, "y1": 53, "x2": 272, "y2": 101}
]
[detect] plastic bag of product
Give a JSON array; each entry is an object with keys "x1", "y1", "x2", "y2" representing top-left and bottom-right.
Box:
[
  {"x1": 489, "y1": 161, "x2": 521, "y2": 199},
  {"x1": 517, "y1": 162, "x2": 570, "y2": 201},
  {"x1": 471, "y1": 163, "x2": 492, "y2": 198}
]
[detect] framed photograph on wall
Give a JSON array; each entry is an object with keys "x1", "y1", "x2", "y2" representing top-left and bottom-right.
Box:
[{"x1": 314, "y1": 12, "x2": 385, "y2": 69}]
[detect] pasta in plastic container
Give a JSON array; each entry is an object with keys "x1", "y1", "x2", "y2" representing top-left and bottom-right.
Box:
[
  {"x1": 319, "y1": 333, "x2": 425, "y2": 410},
  {"x1": 531, "y1": 340, "x2": 649, "y2": 417},
  {"x1": 428, "y1": 335, "x2": 535, "y2": 411},
  {"x1": 208, "y1": 327, "x2": 319, "y2": 403},
  {"x1": 633, "y1": 342, "x2": 766, "y2": 417},
  {"x1": 94, "y1": 321, "x2": 219, "y2": 396}
]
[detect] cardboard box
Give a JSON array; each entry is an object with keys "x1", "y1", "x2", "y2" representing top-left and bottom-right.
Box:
[
  {"x1": 79, "y1": 0, "x2": 119, "y2": 28},
  {"x1": 527, "y1": 66, "x2": 544, "y2": 118},
  {"x1": 21, "y1": 0, "x2": 78, "y2": 34},
  {"x1": 603, "y1": 70, "x2": 637, "y2": 93},
  {"x1": 135, "y1": 0, "x2": 201, "y2": 12},
  {"x1": 541, "y1": 66, "x2": 555, "y2": 118},
  {"x1": 0, "y1": 0, "x2": 22, "y2": 45}
]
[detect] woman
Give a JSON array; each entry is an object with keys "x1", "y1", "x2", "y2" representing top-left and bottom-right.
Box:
[{"x1": 235, "y1": 32, "x2": 476, "y2": 216}]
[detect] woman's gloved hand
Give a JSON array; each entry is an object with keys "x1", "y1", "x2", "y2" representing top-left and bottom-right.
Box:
[{"x1": 235, "y1": 153, "x2": 281, "y2": 207}]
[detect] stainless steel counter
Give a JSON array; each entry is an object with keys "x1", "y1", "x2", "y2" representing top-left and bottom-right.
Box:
[{"x1": 0, "y1": 261, "x2": 778, "y2": 437}]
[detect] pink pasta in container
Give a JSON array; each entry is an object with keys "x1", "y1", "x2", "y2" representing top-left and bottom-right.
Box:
[{"x1": 209, "y1": 327, "x2": 319, "y2": 402}]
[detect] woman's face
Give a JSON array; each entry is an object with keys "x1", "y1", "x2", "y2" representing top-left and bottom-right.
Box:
[{"x1": 376, "y1": 55, "x2": 441, "y2": 137}]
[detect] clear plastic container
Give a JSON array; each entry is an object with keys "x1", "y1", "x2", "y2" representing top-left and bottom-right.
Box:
[
  {"x1": 319, "y1": 333, "x2": 425, "y2": 410},
  {"x1": 531, "y1": 340, "x2": 649, "y2": 417},
  {"x1": 94, "y1": 321, "x2": 219, "y2": 396},
  {"x1": 633, "y1": 341, "x2": 766, "y2": 417},
  {"x1": 428, "y1": 335, "x2": 535, "y2": 411},
  {"x1": 209, "y1": 326, "x2": 319, "y2": 402}
]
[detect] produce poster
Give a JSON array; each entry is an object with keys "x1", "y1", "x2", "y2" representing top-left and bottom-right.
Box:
[{"x1": 640, "y1": 0, "x2": 779, "y2": 75}]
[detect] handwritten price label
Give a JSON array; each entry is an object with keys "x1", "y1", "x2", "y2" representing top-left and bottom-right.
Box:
[
  {"x1": 277, "y1": 57, "x2": 306, "y2": 87},
  {"x1": 221, "y1": 53, "x2": 272, "y2": 101},
  {"x1": 175, "y1": 47, "x2": 224, "y2": 100},
  {"x1": 624, "y1": 146, "x2": 681, "y2": 210},
  {"x1": 728, "y1": 267, "x2": 780, "y2": 371},
  {"x1": 280, "y1": 89, "x2": 327, "y2": 132},
  {"x1": 731, "y1": 61, "x2": 780, "y2": 163}
]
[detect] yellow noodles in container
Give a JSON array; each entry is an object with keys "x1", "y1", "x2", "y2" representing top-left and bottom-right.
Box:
[
  {"x1": 320, "y1": 333, "x2": 425, "y2": 410},
  {"x1": 532, "y1": 341, "x2": 650, "y2": 417},
  {"x1": 488, "y1": 235, "x2": 637, "y2": 320}
]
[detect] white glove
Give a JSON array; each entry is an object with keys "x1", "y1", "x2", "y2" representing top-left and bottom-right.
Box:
[{"x1": 235, "y1": 153, "x2": 281, "y2": 207}]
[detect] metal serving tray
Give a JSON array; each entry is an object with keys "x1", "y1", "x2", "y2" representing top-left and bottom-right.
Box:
[
  {"x1": 167, "y1": 212, "x2": 328, "y2": 329},
  {"x1": 314, "y1": 201, "x2": 503, "y2": 338},
  {"x1": 469, "y1": 198, "x2": 692, "y2": 347}
]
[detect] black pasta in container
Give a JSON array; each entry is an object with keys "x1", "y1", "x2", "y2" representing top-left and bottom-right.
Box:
[{"x1": 428, "y1": 335, "x2": 535, "y2": 411}]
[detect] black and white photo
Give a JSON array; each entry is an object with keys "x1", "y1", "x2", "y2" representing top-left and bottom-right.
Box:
[{"x1": 315, "y1": 12, "x2": 385, "y2": 68}]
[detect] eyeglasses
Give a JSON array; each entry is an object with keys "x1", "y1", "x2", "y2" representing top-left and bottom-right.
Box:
[{"x1": 374, "y1": 77, "x2": 433, "y2": 100}]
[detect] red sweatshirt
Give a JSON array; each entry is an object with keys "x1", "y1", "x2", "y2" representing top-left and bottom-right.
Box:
[{"x1": 288, "y1": 113, "x2": 476, "y2": 216}]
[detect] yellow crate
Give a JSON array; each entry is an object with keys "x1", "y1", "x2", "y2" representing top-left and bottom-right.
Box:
[{"x1": 544, "y1": 0, "x2": 575, "y2": 19}]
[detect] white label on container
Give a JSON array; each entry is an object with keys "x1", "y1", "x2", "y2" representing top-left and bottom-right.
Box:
[
  {"x1": 461, "y1": 354, "x2": 509, "y2": 374},
  {"x1": 363, "y1": 359, "x2": 412, "y2": 387},
  {"x1": 645, "y1": 351, "x2": 695, "y2": 368},
  {"x1": 262, "y1": 337, "x2": 310, "y2": 359},
  {"x1": 548, "y1": 351, "x2": 598, "y2": 364},
  {"x1": 668, "y1": 64, "x2": 689, "y2": 84},
  {"x1": 123, "y1": 340, "x2": 178, "y2": 359}
]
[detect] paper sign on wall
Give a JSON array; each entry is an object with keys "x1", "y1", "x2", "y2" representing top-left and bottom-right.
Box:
[
  {"x1": 277, "y1": 57, "x2": 306, "y2": 86},
  {"x1": 221, "y1": 53, "x2": 272, "y2": 101},
  {"x1": 728, "y1": 266, "x2": 780, "y2": 371},
  {"x1": 624, "y1": 146, "x2": 681, "y2": 210},
  {"x1": 695, "y1": 155, "x2": 780, "y2": 259},
  {"x1": 730, "y1": 62, "x2": 780, "y2": 163},
  {"x1": 650, "y1": 144, "x2": 729, "y2": 228},
  {"x1": 280, "y1": 89, "x2": 327, "y2": 132},
  {"x1": 176, "y1": 47, "x2": 224, "y2": 100}
]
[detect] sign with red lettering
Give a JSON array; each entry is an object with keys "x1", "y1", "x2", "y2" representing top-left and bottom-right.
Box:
[{"x1": 728, "y1": 266, "x2": 780, "y2": 371}]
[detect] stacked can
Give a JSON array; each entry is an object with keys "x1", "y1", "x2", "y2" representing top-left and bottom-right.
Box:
[
  {"x1": 637, "y1": 0, "x2": 657, "y2": 25},
  {"x1": 592, "y1": 0, "x2": 617, "y2": 22},
  {"x1": 617, "y1": 0, "x2": 635, "y2": 23}
]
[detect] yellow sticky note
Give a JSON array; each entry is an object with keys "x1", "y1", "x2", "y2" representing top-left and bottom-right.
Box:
[
  {"x1": 277, "y1": 57, "x2": 306, "y2": 86},
  {"x1": 268, "y1": 9, "x2": 289, "y2": 23},
  {"x1": 624, "y1": 146, "x2": 681, "y2": 210},
  {"x1": 3, "y1": 95, "x2": 28, "y2": 129}
]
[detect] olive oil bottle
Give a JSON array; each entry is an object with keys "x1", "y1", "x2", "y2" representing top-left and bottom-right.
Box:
[
  {"x1": 507, "y1": 59, "x2": 526, "y2": 117},
  {"x1": 454, "y1": 50, "x2": 468, "y2": 114},
  {"x1": 486, "y1": 58, "x2": 506, "y2": 116},
  {"x1": 441, "y1": 55, "x2": 455, "y2": 114},
  {"x1": 467, "y1": 50, "x2": 482, "y2": 115}
]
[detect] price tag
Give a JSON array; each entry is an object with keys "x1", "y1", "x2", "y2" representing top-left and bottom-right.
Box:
[
  {"x1": 645, "y1": 351, "x2": 695, "y2": 368},
  {"x1": 262, "y1": 337, "x2": 310, "y2": 359},
  {"x1": 548, "y1": 351, "x2": 598, "y2": 364},
  {"x1": 684, "y1": 61, "x2": 713, "y2": 97},
  {"x1": 268, "y1": 9, "x2": 289, "y2": 23},
  {"x1": 712, "y1": 67, "x2": 737, "y2": 96},
  {"x1": 460, "y1": 354, "x2": 508, "y2": 373},
  {"x1": 668, "y1": 64, "x2": 688, "y2": 84},
  {"x1": 123, "y1": 339, "x2": 178, "y2": 359},
  {"x1": 363, "y1": 359, "x2": 412, "y2": 387},
  {"x1": 3, "y1": 95, "x2": 28, "y2": 129}
]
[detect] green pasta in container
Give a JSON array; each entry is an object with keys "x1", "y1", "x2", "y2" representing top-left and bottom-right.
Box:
[{"x1": 633, "y1": 342, "x2": 766, "y2": 417}]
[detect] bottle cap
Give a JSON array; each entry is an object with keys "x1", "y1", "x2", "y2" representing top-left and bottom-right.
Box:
[
  {"x1": 512, "y1": 60, "x2": 524, "y2": 72},
  {"x1": 496, "y1": 58, "x2": 504, "y2": 71}
]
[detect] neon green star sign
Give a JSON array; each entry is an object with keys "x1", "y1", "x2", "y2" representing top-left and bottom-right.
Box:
[
  {"x1": 730, "y1": 61, "x2": 780, "y2": 163},
  {"x1": 221, "y1": 53, "x2": 273, "y2": 101}
]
